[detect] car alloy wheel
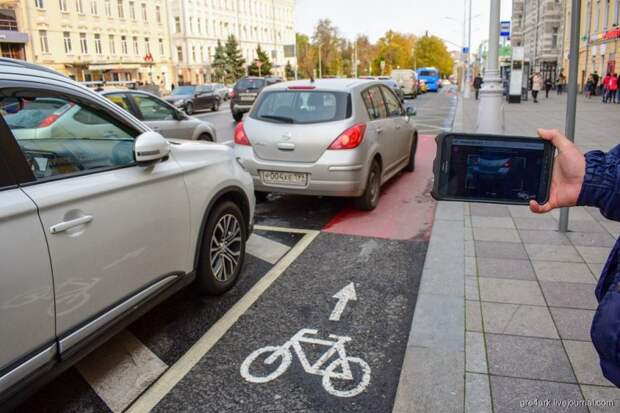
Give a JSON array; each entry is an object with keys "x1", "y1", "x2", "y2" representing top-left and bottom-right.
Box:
[
  {"x1": 209, "y1": 213, "x2": 242, "y2": 282},
  {"x1": 185, "y1": 102, "x2": 194, "y2": 115}
]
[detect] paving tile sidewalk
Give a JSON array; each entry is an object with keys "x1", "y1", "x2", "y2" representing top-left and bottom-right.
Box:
[{"x1": 394, "y1": 95, "x2": 620, "y2": 412}]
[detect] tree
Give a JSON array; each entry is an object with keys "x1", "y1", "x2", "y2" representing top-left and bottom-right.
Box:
[
  {"x1": 224, "y1": 35, "x2": 246, "y2": 82},
  {"x1": 414, "y1": 35, "x2": 454, "y2": 77},
  {"x1": 247, "y1": 44, "x2": 273, "y2": 76},
  {"x1": 312, "y1": 19, "x2": 342, "y2": 77},
  {"x1": 354, "y1": 35, "x2": 376, "y2": 76},
  {"x1": 373, "y1": 31, "x2": 416, "y2": 74},
  {"x1": 211, "y1": 40, "x2": 227, "y2": 82},
  {"x1": 285, "y1": 61, "x2": 295, "y2": 79},
  {"x1": 296, "y1": 33, "x2": 315, "y2": 78}
]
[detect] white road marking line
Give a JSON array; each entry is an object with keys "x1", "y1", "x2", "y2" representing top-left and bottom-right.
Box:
[
  {"x1": 126, "y1": 229, "x2": 320, "y2": 413},
  {"x1": 246, "y1": 233, "x2": 290, "y2": 264},
  {"x1": 76, "y1": 330, "x2": 167, "y2": 413},
  {"x1": 329, "y1": 282, "x2": 357, "y2": 321},
  {"x1": 253, "y1": 224, "x2": 317, "y2": 234}
]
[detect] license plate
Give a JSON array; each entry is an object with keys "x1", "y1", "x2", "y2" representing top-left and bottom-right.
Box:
[
  {"x1": 260, "y1": 171, "x2": 307, "y2": 186},
  {"x1": 240, "y1": 95, "x2": 256, "y2": 102}
]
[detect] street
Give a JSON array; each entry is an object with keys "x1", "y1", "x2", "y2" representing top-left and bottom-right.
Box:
[{"x1": 18, "y1": 88, "x2": 457, "y2": 413}]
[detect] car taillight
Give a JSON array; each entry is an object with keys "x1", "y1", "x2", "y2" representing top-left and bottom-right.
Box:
[
  {"x1": 328, "y1": 124, "x2": 367, "y2": 150},
  {"x1": 38, "y1": 114, "x2": 60, "y2": 128},
  {"x1": 229, "y1": 91, "x2": 236, "y2": 98},
  {"x1": 234, "y1": 122, "x2": 251, "y2": 146}
]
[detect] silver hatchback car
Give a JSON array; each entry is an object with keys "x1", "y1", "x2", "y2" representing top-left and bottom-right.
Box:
[{"x1": 234, "y1": 79, "x2": 418, "y2": 210}]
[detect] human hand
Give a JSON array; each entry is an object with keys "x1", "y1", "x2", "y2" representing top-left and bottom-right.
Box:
[{"x1": 529, "y1": 129, "x2": 586, "y2": 214}]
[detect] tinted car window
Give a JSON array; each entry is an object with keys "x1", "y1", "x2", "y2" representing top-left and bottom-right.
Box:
[
  {"x1": 252, "y1": 91, "x2": 350, "y2": 124},
  {"x1": 2, "y1": 95, "x2": 136, "y2": 181},
  {"x1": 381, "y1": 87, "x2": 404, "y2": 117},
  {"x1": 419, "y1": 70, "x2": 437, "y2": 77},
  {"x1": 171, "y1": 86, "x2": 195, "y2": 95},
  {"x1": 133, "y1": 95, "x2": 175, "y2": 121},
  {"x1": 236, "y1": 79, "x2": 266, "y2": 90},
  {"x1": 4, "y1": 98, "x2": 73, "y2": 129},
  {"x1": 105, "y1": 94, "x2": 132, "y2": 112}
]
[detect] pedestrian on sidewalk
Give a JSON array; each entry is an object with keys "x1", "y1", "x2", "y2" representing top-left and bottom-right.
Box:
[
  {"x1": 609, "y1": 73, "x2": 618, "y2": 103},
  {"x1": 530, "y1": 129, "x2": 620, "y2": 389},
  {"x1": 473, "y1": 74, "x2": 483, "y2": 100},
  {"x1": 586, "y1": 76, "x2": 595, "y2": 98},
  {"x1": 531, "y1": 72, "x2": 542, "y2": 103},
  {"x1": 602, "y1": 73, "x2": 612, "y2": 103},
  {"x1": 557, "y1": 71, "x2": 566, "y2": 95},
  {"x1": 544, "y1": 77, "x2": 553, "y2": 98},
  {"x1": 593, "y1": 70, "x2": 600, "y2": 96}
]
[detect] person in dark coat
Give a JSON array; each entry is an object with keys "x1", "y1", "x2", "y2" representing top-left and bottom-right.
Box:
[
  {"x1": 544, "y1": 77, "x2": 553, "y2": 98},
  {"x1": 530, "y1": 128, "x2": 620, "y2": 388},
  {"x1": 473, "y1": 75, "x2": 483, "y2": 100},
  {"x1": 592, "y1": 70, "x2": 600, "y2": 96}
]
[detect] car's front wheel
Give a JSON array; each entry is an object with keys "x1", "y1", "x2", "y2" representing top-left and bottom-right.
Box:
[
  {"x1": 212, "y1": 99, "x2": 220, "y2": 112},
  {"x1": 354, "y1": 159, "x2": 381, "y2": 211},
  {"x1": 185, "y1": 102, "x2": 194, "y2": 115},
  {"x1": 196, "y1": 201, "x2": 246, "y2": 296}
]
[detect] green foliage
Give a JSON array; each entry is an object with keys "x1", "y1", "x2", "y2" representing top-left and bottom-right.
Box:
[
  {"x1": 285, "y1": 61, "x2": 295, "y2": 79},
  {"x1": 224, "y1": 35, "x2": 246, "y2": 83},
  {"x1": 211, "y1": 40, "x2": 227, "y2": 83},
  {"x1": 296, "y1": 33, "x2": 315, "y2": 78},
  {"x1": 247, "y1": 44, "x2": 273, "y2": 76},
  {"x1": 414, "y1": 35, "x2": 454, "y2": 77}
]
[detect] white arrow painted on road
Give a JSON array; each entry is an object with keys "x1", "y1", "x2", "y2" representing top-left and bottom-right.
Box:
[{"x1": 329, "y1": 283, "x2": 357, "y2": 321}]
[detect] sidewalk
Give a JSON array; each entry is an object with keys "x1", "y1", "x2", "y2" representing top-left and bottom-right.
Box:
[{"x1": 394, "y1": 94, "x2": 620, "y2": 413}]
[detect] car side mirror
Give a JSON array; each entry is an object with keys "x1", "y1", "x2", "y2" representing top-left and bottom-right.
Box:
[
  {"x1": 406, "y1": 107, "x2": 416, "y2": 117},
  {"x1": 173, "y1": 110, "x2": 187, "y2": 121},
  {"x1": 134, "y1": 131, "x2": 170, "y2": 165}
]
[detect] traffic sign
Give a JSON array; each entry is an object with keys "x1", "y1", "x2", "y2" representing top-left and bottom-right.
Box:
[{"x1": 500, "y1": 21, "x2": 511, "y2": 37}]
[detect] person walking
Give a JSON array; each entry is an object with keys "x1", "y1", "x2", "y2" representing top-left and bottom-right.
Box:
[
  {"x1": 531, "y1": 72, "x2": 543, "y2": 103},
  {"x1": 609, "y1": 73, "x2": 618, "y2": 103},
  {"x1": 557, "y1": 71, "x2": 566, "y2": 95},
  {"x1": 585, "y1": 75, "x2": 595, "y2": 98},
  {"x1": 602, "y1": 72, "x2": 612, "y2": 103},
  {"x1": 544, "y1": 77, "x2": 553, "y2": 98},
  {"x1": 473, "y1": 74, "x2": 483, "y2": 100},
  {"x1": 592, "y1": 70, "x2": 600, "y2": 96},
  {"x1": 530, "y1": 128, "x2": 620, "y2": 389}
]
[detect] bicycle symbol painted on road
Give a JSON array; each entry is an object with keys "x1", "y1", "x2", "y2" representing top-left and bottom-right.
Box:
[{"x1": 240, "y1": 328, "x2": 371, "y2": 398}]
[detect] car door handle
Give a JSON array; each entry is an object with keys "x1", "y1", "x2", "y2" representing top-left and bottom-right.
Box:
[
  {"x1": 50, "y1": 215, "x2": 93, "y2": 234},
  {"x1": 277, "y1": 142, "x2": 296, "y2": 151},
  {"x1": 375, "y1": 127, "x2": 383, "y2": 134}
]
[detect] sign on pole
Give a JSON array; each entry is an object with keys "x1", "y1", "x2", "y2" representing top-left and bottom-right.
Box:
[{"x1": 500, "y1": 21, "x2": 511, "y2": 37}]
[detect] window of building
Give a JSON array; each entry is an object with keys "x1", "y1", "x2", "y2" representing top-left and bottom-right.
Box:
[
  {"x1": 39, "y1": 30, "x2": 49, "y2": 53},
  {"x1": 615, "y1": 0, "x2": 620, "y2": 25},
  {"x1": 80, "y1": 32, "x2": 88, "y2": 53},
  {"x1": 90, "y1": 0, "x2": 98, "y2": 15},
  {"x1": 108, "y1": 34, "x2": 115, "y2": 54},
  {"x1": 192, "y1": 45, "x2": 196, "y2": 62},
  {"x1": 94, "y1": 33, "x2": 102, "y2": 54},
  {"x1": 175, "y1": 16, "x2": 181, "y2": 33},
  {"x1": 141, "y1": 3, "x2": 147, "y2": 21},
  {"x1": 158, "y1": 38, "x2": 164, "y2": 56},
  {"x1": 59, "y1": 0, "x2": 68, "y2": 12},
  {"x1": 200, "y1": 45, "x2": 204, "y2": 62},
  {"x1": 197, "y1": 17, "x2": 201, "y2": 33},
  {"x1": 105, "y1": 0, "x2": 112, "y2": 16},
  {"x1": 189, "y1": 17, "x2": 193, "y2": 33},
  {"x1": 132, "y1": 36, "x2": 139, "y2": 54},
  {"x1": 129, "y1": 1, "x2": 135, "y2": 20},
  {"x1": 551, "y1": 27, "x2": 559, "y2": 49},
  {"x1": 176, "y1": 46, "x2": 183, "y2": 61},
  {"x1": 595, "y1": 0, "x2": 601, "y2": 32},
  {"x1": 117, "y1": 0, "x2": 124, "y2": 18},
  {"x1": 121, "y1": 35, "x2": 127, "y2": 54},
  {"x1": 76, "y1": 0, "x2": 84, "y2": 13},
  {"x1": 155, "y1": 5, "x2": 161, "y2": 23},
  {"x1": 63, "y1": 31, "x2": 72, "y2": 53},
  {"x1": 144, "y1": 37, "x2": 150, "y2": 54},
  {"x1": 35, "y1": 0, "x2": 44, "y2": 9}
]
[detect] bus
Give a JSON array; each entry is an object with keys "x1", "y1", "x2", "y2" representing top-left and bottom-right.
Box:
[{"x1": 416, "y1": 67, "x2": 440, "y2": 92}]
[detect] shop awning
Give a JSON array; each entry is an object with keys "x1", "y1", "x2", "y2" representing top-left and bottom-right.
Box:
[{"x1": 87, "y1": 63, "x2": 141, "y2": 71}]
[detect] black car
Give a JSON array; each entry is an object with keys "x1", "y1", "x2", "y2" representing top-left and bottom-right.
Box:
[
  {"x1": 164, "y1": 84, "x2": 220, "y2": 115},
  {"x1": 230, "y1": 77, "x2": 271, "y2": 122}
]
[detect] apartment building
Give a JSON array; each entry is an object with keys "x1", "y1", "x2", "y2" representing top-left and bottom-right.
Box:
[
  {"x1": 0, "y1": 2, "x2": 29, "y2": 60},
  {"x1": 4, "y1": 0, "x2": 174, "y2": 87},
  {"x1": 511, "y1": 0, "x2": 564, "y2": 82},
  {"x1": 169, "y1": 0, "x2": 296, "y2": 84}
]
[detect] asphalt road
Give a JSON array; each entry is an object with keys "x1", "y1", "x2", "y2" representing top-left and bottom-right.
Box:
[{"x1": 16, "y1": 87, "x2": 456, "y2": 413}]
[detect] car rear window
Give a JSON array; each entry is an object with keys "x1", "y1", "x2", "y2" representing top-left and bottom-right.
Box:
[
  {"x1": 236, "y1": 79, "x2": 266, "y2": 90},
  {"x1": 250, "y1": 91, "x2": 351, "y2": 124},
  {"x1": 4, "y1": 99, "x2": 72, "y2": 129}
]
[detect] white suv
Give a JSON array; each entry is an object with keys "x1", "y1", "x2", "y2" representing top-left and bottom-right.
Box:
[{"x1": 0, "y1": 59, "x2": 255, "y2": 406}]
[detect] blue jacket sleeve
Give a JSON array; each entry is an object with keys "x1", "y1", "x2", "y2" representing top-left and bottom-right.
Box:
[{"x1": 576, "y1": 144, "x2": 620, "y2": 221}]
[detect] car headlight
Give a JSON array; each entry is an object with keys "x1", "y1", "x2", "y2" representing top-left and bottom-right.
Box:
[{"x1": 173, "y1": 99, "x2": 185, "y2": 106}]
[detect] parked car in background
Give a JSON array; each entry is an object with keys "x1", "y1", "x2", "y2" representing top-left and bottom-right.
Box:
[
  {"x1": 358, "y1": 77, "x2": 405, "y2": 102},
  {"x1": 390, "y1": 69, "x2": 418, "y2": 99},
  {"x1": 103, "y1": 90, "x2": 218, "y2": 142},
  {"x1": 416, "y1": 67, "x2": 440, "y2": 92},
  {"x1": 0, "y1": 58, "x2": 254, "y2": 408},
  {"x1": 234, "y1": 79, "x2": 418, "y2": 210},
  {"x1": 230, "y1": 77, "x2": 268, "y2": 122},
  {"x1": 164, "y1": 84, "x2": 221, "y2": 115},
  {"x1": 213, "y1": 83, "x2": 230, "y2": 101}
]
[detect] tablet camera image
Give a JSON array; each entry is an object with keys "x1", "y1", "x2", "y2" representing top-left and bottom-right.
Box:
[{"x1": 448, "y1": 139, "x2": 546, "y2": 202}]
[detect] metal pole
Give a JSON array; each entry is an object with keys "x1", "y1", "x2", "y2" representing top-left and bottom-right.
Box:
[
  {"x1": 318, "y1": 44, "x2": 322, "y2": 78},
  {"x1": 559, "y1": 0, "x2": 582, "y2": 233},
  {"x1": 460, "y1": 0, "x2": 467, "y2": 93},
  {"x1": 464, "y1": 0, "x2": 473, "y2": 98},
  {"x1": 476, "y1": 0, "x2": 503, "y2": 133}
]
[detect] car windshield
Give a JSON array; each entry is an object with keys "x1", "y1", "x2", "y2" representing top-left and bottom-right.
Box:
[
  {"x1": 251, "y1": 90, "x2": 350, "y2": 124},
  {"x1": 171, "y1": 86, "x2": 196, "y2": 95},
  {"x1": 236, "y1": 79, "x2": 266, "y2": 90},
  {"x1": 419, "y1": 70, "x2": 437, "y2": 77}
]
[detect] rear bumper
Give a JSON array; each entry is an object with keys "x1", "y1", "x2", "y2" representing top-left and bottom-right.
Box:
[{"x1": 231, "y1": 102, "x2": 254, "y2": 114}]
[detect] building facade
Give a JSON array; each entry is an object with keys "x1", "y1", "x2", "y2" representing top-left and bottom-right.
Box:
[
  {"x1": 0, "y1": 1, "x2": 29, "y2": 60},
  {"x1": 168, "y1": 0, "x2": 296, "y2": 84},
  {"x1": 512, "y1": 0, "x2": 565, "y2": 82}
]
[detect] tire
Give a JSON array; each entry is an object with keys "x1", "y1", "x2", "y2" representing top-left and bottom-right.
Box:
[
  {"x1": 198, "y1": 133, "x2": 213, "y2": 142},
  {"x1": 233, "y1": 111, "x2": 244, "y2": 122},
  {"x1": 354, "y1": 159, "x2": 381, "y2": 211},
  {"x1": 185, "y1": 102, "x2": 194, "y2": 115},
  {"x1": 212, "y1": 99, "x2": 220, "y2": 112},
  {"x1": 404, "y1": 135, "x2": 417, "y2": 172},
  {"x1": 195, "y1": 201, "x2": 246, "y2": 296},
  {"x1": 240, "y1": 346, "x2": 292, "y2": 384},
  {"x1": 255, "y1": 191, "x2": 269, "y2": 203}
]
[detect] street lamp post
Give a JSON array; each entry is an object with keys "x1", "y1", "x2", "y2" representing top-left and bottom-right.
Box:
[
  {"x1": 476, "y1": 0, "x2": 503, "y2": 134},
  {"x1": 318, "y1": 44, "x2": 322, "y2": 79},
  {"x1": 464, "y1": 0, "x2": 473, "y2": 98}
]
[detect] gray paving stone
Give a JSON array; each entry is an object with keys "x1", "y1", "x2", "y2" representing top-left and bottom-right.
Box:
[
  {"x1": 587, "y1": 262, "x2": 606, "y2": 280},
  {"x1": 600, "y1": 220, "x2": 620, "y2": 237},
  {"x1": 566, "y1": 219, "x2": 607, "y2": 233},
  {"x1": 540, "y1": 282, "x2": 598, "y2": 310},
  {"x1": 464, "y1": 226, "x2": 474, "y2": 241},
  {"x1": 486, "y1": 334, "x2": 576, "y2": 382},
  {"x1": 481, "y1": 302, "x2": 558, "y2": 338},
  {"x1": 466, "y1": 276, "x2": 480, "y2": 301},
  {"x1": 508, "y1": 205, "x2": 536, "y2": 218},
  {"x1": 490, "y1": 376, "x2": 586, "y2": 413},
  {"x1": 477, "y1": 257, "x2": 535, "y2": 280},
  {"x1": 435, "y1": 201, "x2": 465, "y2": 221},
  {"x1": 531, "y1": 261, "x2": 596, "y2": 284},
  {"x1": 470, "y1": 203, "x2": 511, "y2": 217},
  {"x1": 475, "y1": 241, "x2": 528, "y2": 260},
  {"x1": 564, "y1": 340, "x2": 615, "y2": 386},
  {"x1": 465, "y1": 373, "x2": 492, "y2": 413},
  {"x1": 466, "y1": 331, "x2": 487, "y2": 374},
  {"x1": 514, "y1": 216, "x2": 559, "y2": 230},
  {"x1": 567, "y1": 231, "x2": 616, "y2": 247},
  {"x1": 465, "y1": 239, "x2": 475, "y2": 257},
  {"x1": 551, "y1": 208, "x2": 598, "y2": 222},
  {"x1": 465, "y1": 256, "x2": 476, "y2": 276},
  {"x1": 550, "y1": 308, "x2": 595, "y2": 341},
  {"x1": 409, "y1": 293, "x2": 464, "y2": 352},
  {"x1": 576, "y1": 246, "x2": 613, "y2": 264},
  {"x1": 479, "y1": 278, "x2": 546, "y2": 306},
  {"x1": 472, "y1": 216, "x2": 516, "y2": 229},
  {"x1": 579, "y1": 385, "x2": 620, "y2": 413},
  {"x1": 524, "y1": 244, "x2": 584, "y2": 263},
  {"x1": 393, "y1": 347, "x2": 464, "y2": 413},
  {"x1": 473, "y1": 227, "x2": 521, "y2": 243},
  {"x1": 519, "y1": 230, "x2": 571, "y2": 245},
  {"x1": 466, "y1": 300, "x2": 483, "y2": 332}
]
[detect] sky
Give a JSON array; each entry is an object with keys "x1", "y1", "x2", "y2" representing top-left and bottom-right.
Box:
[{"x1": 295, "y1": 0, "x2": 513, "y2": 53}]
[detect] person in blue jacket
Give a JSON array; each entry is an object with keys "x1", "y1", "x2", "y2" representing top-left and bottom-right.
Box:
[{"x1": 530, "y1": 129, "x2": 620, "y2": 387}]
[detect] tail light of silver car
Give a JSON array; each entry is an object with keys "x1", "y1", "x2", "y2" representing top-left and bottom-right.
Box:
[
  {"x1": 234, "y1": 122, "x2": 251, "y2": 146},
  {"x1": 328, "y1": 123, "x2": 367, "y2": 150}
]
